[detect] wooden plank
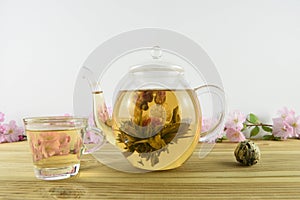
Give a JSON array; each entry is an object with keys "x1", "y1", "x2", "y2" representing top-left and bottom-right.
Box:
[{"x1": 0, "y1": 140, "x2": 299, "y2": 199}]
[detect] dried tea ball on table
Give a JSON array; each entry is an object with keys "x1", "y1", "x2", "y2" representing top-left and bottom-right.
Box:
[{"x1": 234, "y1": 140, "x2": 261, "y2": 166}]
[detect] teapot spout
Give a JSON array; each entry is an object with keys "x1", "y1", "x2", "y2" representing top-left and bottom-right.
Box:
[
  {"x1": 92, "y1": 90, "x2": 115, "y2": 145},
  {"x1": 81, "y1": 66, "x2": 115, "y2": 145}
]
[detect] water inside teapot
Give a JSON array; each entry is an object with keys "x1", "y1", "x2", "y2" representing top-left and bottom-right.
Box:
[{"x1": 94, "y1": 89, "x2": 202, "y2": 170}]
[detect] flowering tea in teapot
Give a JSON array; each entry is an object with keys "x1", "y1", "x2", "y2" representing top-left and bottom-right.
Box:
[{"x1": 94, "y1": 88, "x2": 201, "y2": 170}]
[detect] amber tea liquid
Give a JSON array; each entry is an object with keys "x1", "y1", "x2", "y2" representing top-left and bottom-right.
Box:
[
  {"x1": 27, "y1": 128, "x2": 83, "y2": 179},
  {"x1": 112, "y1": 89, "x2": 202, "y2": 170}
]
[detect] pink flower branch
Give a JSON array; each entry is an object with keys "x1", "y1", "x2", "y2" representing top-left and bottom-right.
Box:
[
  {"x1": 201, "y1": 107, "x2": 300, "y2": 143},
  {"x1": 0, "y1": 112, "x2": 25, "y2": 143}
]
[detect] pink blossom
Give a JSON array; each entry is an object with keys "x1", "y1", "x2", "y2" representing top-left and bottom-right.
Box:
[
  {"x1": 199, "y1": 117, "x2": 225, "y2": 143},
  {"x1": 84, "y1": 114, "x2": 99, "y2": 144},
  {"x1": 225, "y1": 111, "x2": 246, "y2": 130},
  {"x1": 273, "y1": 107, "x2": 299, "y2": 139},
  {"x1": 272, "y1": 117, "x2": 294, "y2": 139},
  {"x1": 18, "y1": 134, "x2": 26, "y2": 141},
  {"x1": 97, "y1": 104, "x2": 110, "y2": 123},
  {"x1": 150, "y1": 117, "x2": 164, "y2": 126},
  {"x1": 84, "y1": 114, "x2": 97, "y2": 144},
  {"x1": 0, "y1": 124, "x2": 5, "y2": 133},
  {"x1": 41, "y1": 139, "x2": 61, "y2": 158},
  {"x1": 223, "y1": 111, "x2": 247, "y2": 142},
  {"x1": 1, "y1": 120, "x2": 23, "y2": 143},
  {"x1": 29, "y1": 132, "x2": 72, "y2": 160},
  {"x1": 0, "y1": 112, "x2": 4, "y2": 122},
  {"x1": 277, "y1": 107, "x2": 295, "y2": 119},
  {"x1": 107, "y1": 106, "x2": 113, "y2": 116},
  {"x1": 28, "y1": 134, "x2": 43, "y2": 162},
  {"x1": 86, "y1": 111, "x2": 109, "y2": 144},
  {"x1": 0, "y1": 134, "x2": 6, "y2": 143},
  {"x1": 39, "y1": 132, "x2": 60, "y2": 142},
  {"x1": 58, "y1": 133, "x2": 71, "y2": 155},
  {"x1": 84, "y1": 130, "x2": 102, "y2": 144},
  {"x1": 285, "y1": 115, "x2": 300, "y2": 138},
  {"x1": 28, "y1": 130, "x2": 81, "y2": 161},
  {"x1": 225, "y1": 128, "x2": 246, "y2": 142},
  {"x1": 201, "y1": 118, "x2": 217, "y2": 133},
  {"x1": 39, "y1": 132, "x2": 61, "y2": 158},
  {"x1": 88, "y1": 113, "x2": 95, "y2": 126}
]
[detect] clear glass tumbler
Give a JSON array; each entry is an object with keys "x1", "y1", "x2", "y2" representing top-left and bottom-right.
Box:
[{"x1": 23, "y1": 116, "x2": 104, "y2": 180}]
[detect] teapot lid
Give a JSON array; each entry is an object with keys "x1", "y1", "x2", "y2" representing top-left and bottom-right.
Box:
[{"x1": 129, "y1": 63, "x2": 184, "y2": 73}]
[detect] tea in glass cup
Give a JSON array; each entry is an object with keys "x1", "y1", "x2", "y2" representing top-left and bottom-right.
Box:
[{"x1": 23, "y1": 116, "x2": 104, "y2": 180}]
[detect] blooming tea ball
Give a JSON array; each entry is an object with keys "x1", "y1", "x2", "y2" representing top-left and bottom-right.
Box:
[{"x1": 234, "y1": 140, "x2": 260, "y2": 166}]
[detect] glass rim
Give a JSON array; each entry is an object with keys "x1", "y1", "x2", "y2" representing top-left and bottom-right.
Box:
[{"x1": 23, "y1": 116, "x2": 88, "y2": 125}]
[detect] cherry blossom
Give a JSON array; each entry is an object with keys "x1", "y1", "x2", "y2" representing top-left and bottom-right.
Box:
[
  {"x1": 223, "y1": 111, "x2": 247, "y2": 142},
  {"x1": 225, "y1": 110, "x2": 246, "y2": 130},
  {"x1": 277, "y1": 107, "x2": 295, "y2": 119},
  {"x1": 201, "y1": 118, "x2": 218, "y2": 133},
  {"x1": 58, "y1": 133, "x2": 71, "y2": 155},
  {"x1": 272, "y1": 117, "x2": 294, "y2": 139},
  {"x1": 97, "y1": 103, "x2": 110, "y2": 123},
  {"x1": 225, "y1": 128, "x2": 246, "y2": 142},
  {"x1": 86, "y1": 111, "x2": 109, "y2": 144},
  {"x1": 0, "y1": 112, "x2": 25, "y2": 143},
  {"x1": 38, "y1": 132, "x2": 61, "y2": 158},
  {"x1": 29, "y1": 132, "x2": 73, "y2": 161},
  {"x1": 1, "y1": 120, "x2": 23, "y2": 143},
  {"x1": 271, "y1": 107, "x2": 300, "y2": 139},
  {"x1": 28, "y1": 133, "x2": 43, "y2": 161}
]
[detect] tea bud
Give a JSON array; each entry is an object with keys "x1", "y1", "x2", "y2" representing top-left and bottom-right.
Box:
[
  {"x1": 234, "y1": 140, "x2": 261, "y2": 166},
  {"x1": 142, "y1": 91, "x2": 153, "y2": 102},
  {"x1": 154, "y1": 91, "x2": 166, "y2": 104},
  {"x1": 140, "y1": 102, "x2": 149, "y2": 111}
]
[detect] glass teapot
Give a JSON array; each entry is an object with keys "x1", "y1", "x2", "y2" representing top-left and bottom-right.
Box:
[
  {"x1": 74, "y1": 28, "x2": 226, "y2": 172},
  {"x1": 91, "y1": 62, "x2": 224, "y2": 170}
]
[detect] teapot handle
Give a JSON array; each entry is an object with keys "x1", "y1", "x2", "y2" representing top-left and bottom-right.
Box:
[{"x1": 194, "y1": 85, "x2": 226, "y2": 143}]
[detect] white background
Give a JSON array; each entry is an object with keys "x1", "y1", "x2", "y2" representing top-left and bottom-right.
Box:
[{"x1": 0, "y1": 0, "x2": 299, "y2": 125}]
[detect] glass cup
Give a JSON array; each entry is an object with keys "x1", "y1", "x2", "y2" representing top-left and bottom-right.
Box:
[{"x1": 23, "y1": 116, "x2": 105, "y2": 180}]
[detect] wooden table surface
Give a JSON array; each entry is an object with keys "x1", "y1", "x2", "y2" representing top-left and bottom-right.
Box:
[{"x1": 0, "y1": 140, "x2": 299, "y2": 199}]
